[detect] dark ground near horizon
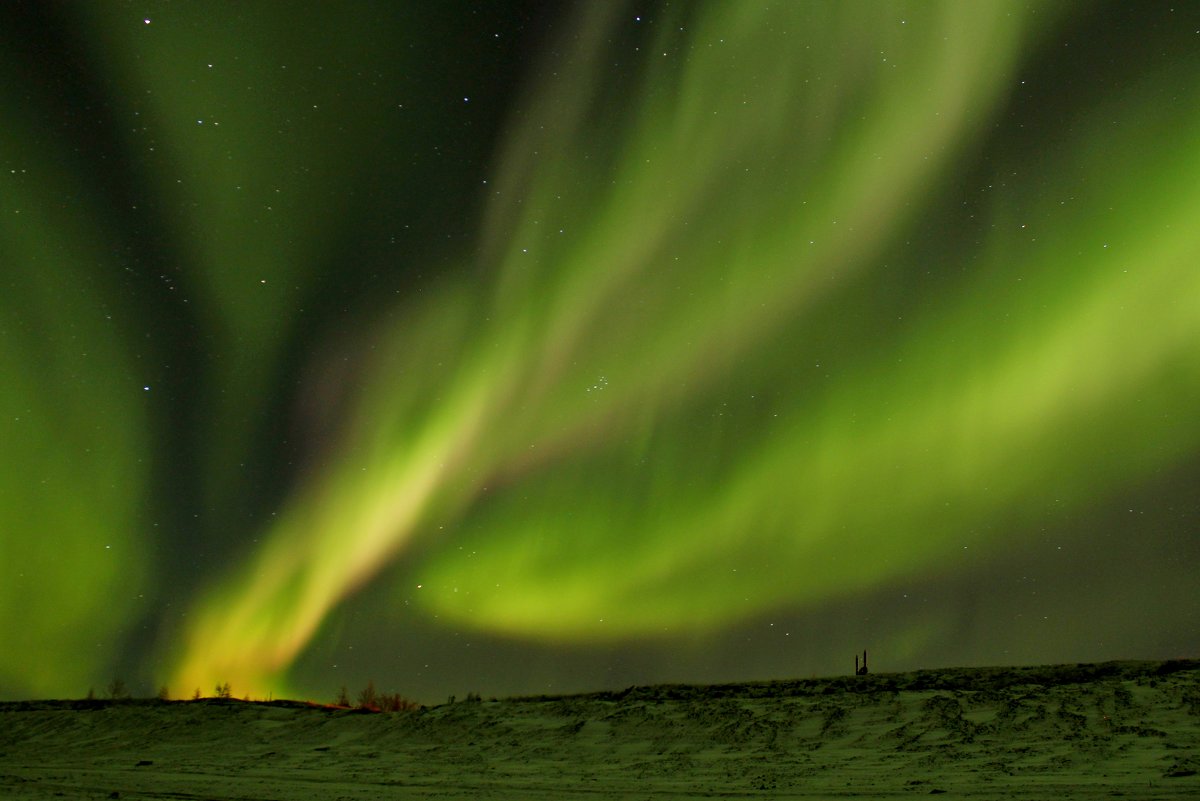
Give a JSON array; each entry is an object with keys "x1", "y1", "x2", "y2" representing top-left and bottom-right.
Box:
[{"x1": 1, "y1": 660, "x2": 1197, "y2": 799}]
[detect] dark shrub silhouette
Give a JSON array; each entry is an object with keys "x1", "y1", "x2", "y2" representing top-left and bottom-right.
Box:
[{"x1": 357, "y1": 680, "x2": 378, "y2": 710}]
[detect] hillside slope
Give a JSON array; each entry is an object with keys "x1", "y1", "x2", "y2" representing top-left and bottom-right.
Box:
[{"x1": 1, "y1": 660, "x2": 1197, "y2": 799}]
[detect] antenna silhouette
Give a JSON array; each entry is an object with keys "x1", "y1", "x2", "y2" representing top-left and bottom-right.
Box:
[{"x1": 855, "y1": 649, "x2": 869, "y2": 675}]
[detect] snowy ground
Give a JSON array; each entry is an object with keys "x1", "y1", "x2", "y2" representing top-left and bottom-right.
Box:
[{"x1": 2, "y1": 660, "x2": 1197, "y2": 800}]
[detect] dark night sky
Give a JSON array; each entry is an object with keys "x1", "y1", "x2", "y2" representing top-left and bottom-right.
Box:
[{"x1": 2, "y1": 1, "x2": 1198, "y2": 703}]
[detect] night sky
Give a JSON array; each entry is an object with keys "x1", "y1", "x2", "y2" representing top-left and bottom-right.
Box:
[{"x1": 2, "y1": 1, "x2": 1198, "y2": 704}]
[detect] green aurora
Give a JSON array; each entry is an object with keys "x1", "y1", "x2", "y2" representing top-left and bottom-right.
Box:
[{"x1": 1, "y1": 2, "x2": 1197, "y2": 701}]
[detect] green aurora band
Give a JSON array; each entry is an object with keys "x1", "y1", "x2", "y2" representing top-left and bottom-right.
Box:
[
  {"x1": 171, "y1": 2, "x2": 1200, "y2": 696},
  {"x1": 0, "y1": 123, "x2": 150, "y2": 696},
  {"x1": 1, "y1": 2, "x2": 1197, "y2": 699}
]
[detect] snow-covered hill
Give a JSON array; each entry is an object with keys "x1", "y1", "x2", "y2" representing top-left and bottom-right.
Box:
[{"x1": 2, "y1": 660, "x2": 1197, "y2": 799}]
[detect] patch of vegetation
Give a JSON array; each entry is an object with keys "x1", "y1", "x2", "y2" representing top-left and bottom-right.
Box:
[
  {"x1": 352, "y1": 680, "x2": 418, "y2": 713},
  {"x1": 106, "y1": 678, "x2": 130, "y2": 701}
]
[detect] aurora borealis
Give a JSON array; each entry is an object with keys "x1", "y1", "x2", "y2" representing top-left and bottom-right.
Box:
[{"x1": 2, "y1": 1, "x2": 1198, "y2": 703}]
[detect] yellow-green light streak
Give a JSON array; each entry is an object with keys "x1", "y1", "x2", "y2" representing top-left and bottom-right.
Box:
[
  {"x1": 166, "y1": 1, "x2": 1068, "y2": 695},
  {"x1": 168, "y1": 2, "x2": 1199, "y2": 696}
]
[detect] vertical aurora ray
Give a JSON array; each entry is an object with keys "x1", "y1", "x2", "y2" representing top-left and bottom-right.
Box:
[
  {"x1": 71, "y1": 1, "x2": 467, "y2": 530},
  {"x1": 0, "y1": 89, "x2": 150, "y2": 696},
  {"x1": 159, "y1": 0, "x2": 1200, "y2": 696}
]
